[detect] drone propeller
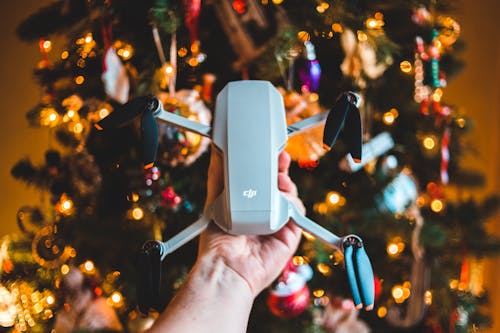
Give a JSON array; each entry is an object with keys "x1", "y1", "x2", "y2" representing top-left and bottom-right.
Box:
[
  {"x1": 95, "y1": 96, "x2": 212, "y2": 169},
  {"x1": 343, "y1": 236, "x2": 374, "y2": 310},
  {"x1": 137, "y1": 240, "x2": 163, "y2": 315},
  {"x1": 322, "y1": 92, "x2": 362, "y2": 162},
  {"x1": 95, "y1": 96, "x2": 161, "y2": 168}
]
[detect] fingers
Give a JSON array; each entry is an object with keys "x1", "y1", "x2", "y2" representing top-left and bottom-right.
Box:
[
  {"x1": 278, "y1": 150, "x2": 291, "y2": 174},
  {"x1": 204, "y1": 144, "x2": 224, "y2": 209}
]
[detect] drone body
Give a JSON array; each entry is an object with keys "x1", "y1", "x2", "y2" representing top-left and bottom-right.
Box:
[{"x1": 95, "y1": 80, "x2": 374, "y2": 314}]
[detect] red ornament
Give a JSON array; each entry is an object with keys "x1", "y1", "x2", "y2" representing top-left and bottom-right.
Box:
[
  {"x1": 232, "y1": 0, "x2": 247, "y2": 14},
  {"x1": 161, "y1": 186, "x2": 182, "y2": 209},
  {"x1": 267, "y1": 259, "x2": 313, "y2": 318},
  {"x1": 267, "y1": 284, "x2": 310, "y2": 318},
  {"x1": 374, "y1": 276, "x2": 382, "y2": 301}
]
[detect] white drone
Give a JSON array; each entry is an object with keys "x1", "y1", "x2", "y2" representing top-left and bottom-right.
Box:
[{"x1": 96, "y1": 80, "x2": 374, "y2": 314}]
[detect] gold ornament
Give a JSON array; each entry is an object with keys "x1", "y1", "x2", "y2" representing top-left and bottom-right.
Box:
[
  {"x1": 157, "y1": 90, "x2": 211, "y2": 166},
  {"x1": 32, "y1": 225, "x2": 72, "y2": 269},
  {"x1": 281, "y1": 89, "x2": 326, "y2": 165}
]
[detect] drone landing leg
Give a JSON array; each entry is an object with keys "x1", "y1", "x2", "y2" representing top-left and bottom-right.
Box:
[
  {"x1": 287, "y1": 200, "x2": 342, "y2": 250},
  {"x1": 158, "y1": 215, "x2": 211, "y2": 260}
]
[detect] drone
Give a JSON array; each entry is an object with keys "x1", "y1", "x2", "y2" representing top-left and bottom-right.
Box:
[{"x1": 95, "y1": 80, "x2": 374, "y2": 314}]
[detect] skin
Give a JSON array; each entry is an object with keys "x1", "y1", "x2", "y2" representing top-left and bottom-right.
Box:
[{"x1": 147, "y1": 147, "x2": 304, "y2": 333}]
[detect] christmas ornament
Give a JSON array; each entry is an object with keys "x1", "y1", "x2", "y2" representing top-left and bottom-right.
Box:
[
  {"x1": 161, "y1": 186, "x2": 182, "y2": 209},
  {"x1": 315, "y1": 297, "x2": 370, "y2": 333},
  {"x1": 299, "y1": 41, "x2": 322, "y2": 92},
  {"x1": 281, "y1": 89, "x2": 327, "y2": 165},
  {"x1": 102, "y1": 47, "x2": 130, "y2": 104},
  {"x1": 183, "y1": 0, "x2": 206, "y2": 65},
  {"x1": 31, "y1": 225, "x2": 73, "y2": 269},
  {"x1": 375, "y1": 170, "x2": 418, "y2": 214},
  {"x1": 157, "y1": 89, "x2": 211, "y2": 166},
  {"x1": 69, "y1": 151, "x2": 102, "y2": 196},
  {"x1": 212, "y1": 0, "x2": 285, "y2": 70},
  {"x1": 339, "y1": 131, "x2": 394, "y2": 173},
  {"x1": 54, "y1": 267, "x2": 123, "y2": 332},
  {"x1": 440, "y1": 126, "x2": 450, "y2": 185},
  {"x1": 387, "y1": 206, "x2": 430, "y2": 328},
  {"x1": 340, "y1": 29, "x2": 391, "y2": 88},
  {"x1": 16, "y1": 206, "x2": 45, "y2": 236},
  {"x1": 267, "y1": 259, "x2": 313, "y2": 318}
]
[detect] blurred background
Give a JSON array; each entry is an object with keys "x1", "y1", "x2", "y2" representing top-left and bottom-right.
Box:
[{"x1": 0, "y1": 0, "x2": 499, "y2": 332}]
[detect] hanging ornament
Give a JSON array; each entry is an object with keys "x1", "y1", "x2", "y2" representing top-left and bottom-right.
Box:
[
  {"x1": 101, "y1": 13, "x2": 129, "y2": 104},
  {"x1": 32, "y1": 225, "x2": 73, "y2": 269},
  {"x1": 440, "y1": 126, "x2": 450, "y2": 185},
  {"x1": 375, "y1": 169, "x2": 418, "y2": 215},
  {"x1": 38, "y1": 38, "x2": 52, "y2": 69},
  {"x1": 157, "y1": 89, "x2": 211, "y2": 166},
  {"x1": 161, "y1": 186, "x2": 183, "y2": 209},
  {"x1": 267, "y1": 259, "x2": 313, "y2": 318},
  {"x1": 54, "y1": 267, "x2": 123, "y2": 332},
  {"x1": 340, "y1": 29, "x2": 391, "y2": 88},
  {"x1": 16, "y1": 206, "x2": 45, "y2": 236},
  {"x1": 212, "y1": 0, "x2": 286, "y2": 70},
  {"x1": 315, "y1": 297, "x2": 370, "y2": 333},
  {"x1": 386, "y1": 206, "x2": 431, "y2": 328},
  {"x1": 436, "y1": 15, "x2": 461, "y2": 47},
  {"x1": 280, "y1": 89, "x2": 326, "y2": 166},
  {"x1": 298, "y1": 41, "x2": 322, "y2": 92},
  {"x1": 102, "y1": 47, "x2": 130, "y2": 104},
  {"x1": 338, "y1": 131, "x2": 394, "y2": 173},
  {"x1": 70, "y1": 151, "x2": 102, "y2": 197},
  {"x1": 183, "y1": 0, "x2": 206, "y2": 66}
]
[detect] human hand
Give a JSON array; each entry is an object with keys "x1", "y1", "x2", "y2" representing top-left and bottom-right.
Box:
[{"x1": 198, "y1": 146, "x2": 304, "y2": 297}]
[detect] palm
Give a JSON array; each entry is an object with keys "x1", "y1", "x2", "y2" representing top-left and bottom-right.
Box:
[{"x1": 200, "y1": 147, "x2": 303, "y2": 296}]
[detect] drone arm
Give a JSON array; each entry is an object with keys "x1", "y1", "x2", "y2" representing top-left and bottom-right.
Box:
[
  {"x1": 155, "y1": 109, "x2": 212, "y2": 138},
  {"x1": 158, "y1": 214, "x2": 211, "y2": 260},
  {"x1": 287, "y1": 111, "x2": 328, "y2": 138},
  {"x1": 287, "y1": 199, "x2": 343, "y2": 250}
]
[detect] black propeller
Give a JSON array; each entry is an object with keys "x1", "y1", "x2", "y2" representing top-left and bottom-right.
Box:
[
  {"x1": 95, "y1": 96, "x2": 162, "y2": 169},
  {"x1": 137, "y1": 240, "x2": 163, "y2": 315},
  {"x1": 322, "y1": 92, "x2": 362, "y2": 162}
]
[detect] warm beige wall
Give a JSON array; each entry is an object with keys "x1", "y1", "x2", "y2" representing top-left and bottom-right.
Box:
[
  {"x1": 0, "y1": 2, "x2": 52, "y2": 237},
  {"x1": 445, "y1": 0, "x2": 500, "y2": 332}
]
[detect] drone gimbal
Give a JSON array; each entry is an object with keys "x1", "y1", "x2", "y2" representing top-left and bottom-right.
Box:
[{"x1": 96, "y1": 80, "x2": 374, "y2": 314}]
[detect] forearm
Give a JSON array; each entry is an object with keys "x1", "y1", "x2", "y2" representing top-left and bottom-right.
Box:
[{"x1": 147, "y1": 251, "x2": 254, "y2": 333}]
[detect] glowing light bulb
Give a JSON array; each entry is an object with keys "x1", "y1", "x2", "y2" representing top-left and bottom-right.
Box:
[
  {"x1": 46, "y1": 295, "x2": 55, "y2": 305},
  {"x1": 327, "y1": 191, "x2": 340, "y2": 205},
  {"x1": 313, "y1": 289, "x2": 325, "y2": 297},
  {"x1": 424, "y1": 290, "x2": 432, "y2": 305},
  {"x1": 332, "y1": 23, "x2": 343, "y2": 33},
  {"x1": 377, "y1": 306, "x2": 387, "y2": 318},
  {"x1": 297, "y1": 31, "x2": 310, "y2": 42},
  {"x1": 132, "y1": 207, "x2": 144, "y2": 220},
  {"x1": 83, "y1": 260, "x2": 95, "y2": 272},
  {"x1": 430, "y1": 199, "x2": 444, "y2": 212},
  {"x1": 61, "y1": 51, "x2": 69, "y2": 60},
  {"x1": 422, "y1": 136, "x2": 436, "y2": 150},
  {"x1": 75, "y1": 76, "x2": 85, "y2": 85},
  {"x1": 387, "y1": 243, "x2": 399, "y2": 256},
  {"x1": 392, "y1": 286, "x2": 404, "y2": 302},
  {"x1": 61, "y1": 264, "x2": 70, "y2": 275},
  {"x1": 383, "y1": 111, "x2": 395, "y2": 125},
  {"x1": 111, "y1": 291, "x2": 122, "y2": 304},
  {"x1": 99, "y1": 108, "x2": 110, "y2": 119},
  {"x1": 400, "y1": 61, "x2": 412, "y2": 73},
  {"x1": 317, "y1": 263, "x2": 331, "y2": 275}
]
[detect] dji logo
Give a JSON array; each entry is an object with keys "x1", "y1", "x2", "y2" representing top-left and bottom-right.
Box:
[{"x1": 243, "y1": 189, "x2": 257, "y2": 199}]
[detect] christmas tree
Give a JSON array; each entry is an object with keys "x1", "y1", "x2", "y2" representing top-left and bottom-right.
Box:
[{"x1": 1, "y1": 0, "x2": 500, "y2": 332}]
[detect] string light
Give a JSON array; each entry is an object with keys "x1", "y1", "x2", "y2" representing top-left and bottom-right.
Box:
[
  {"x1": 75, "y1": 76, "x2": 85, "y2": 85},
  {"x1": 422, "y1": 136, "x2": 436, "y2": 150},
  {"x1": 82, "y1": 260, "x2": 95, "y2": 273},
  {"x1": 326, "y1": 191, "x2": 346, "y2": 207},
  {"x1": 332, "y1": 23, "x2": 343, "y2": 33},
  {"x1": 387, "y1": 237, "x2": 405, "y2": 257},
  {"x1": 131, "y1": 207, "x2": 144, "y2": 220},
  {"x1": 383, "y1": 108, "x2": 399, "y2": 125},
  {"x1": 297, "y1": 31, "x2": 310, "y2": 42},
  {"x1": 430, "y1": 198, "x2": 444, "y2": 213},
  {"x1": 272, "y1": 0, "x2": 284, "y2": 4},
  {"x1": 400, "y1": 60, "x2": 412, "y2": 73},
  {"x1": 40, "y1": 108, "x2": 60, "y2": 127},
  {"x1": 60, "y1": 264, "x2": 70, "y2": 275},
  {"x1": 377, "y1": 306, "x2": 387, "y2": 318},
  {"x1": 61, "y1": 50, "x2": 69, "y2": 60},
  {"x1": 56, "y1": 194, "x2": 74, "y2": 216},
  {"x1": 357, "y1": 30, "x2": 368, "y2": 41},
  {"x1": 316, "y1": 2, "x2": 329, "y2": 13},
  {"x1": 424, "y1": 290, "x2": 432, "y2": 305},
  {"x1": 317, "y1": 263, "x2": 331, "y2": 276},
  {"x1": 313, "y1": 289, "x2": 325, "y2": 297}
]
